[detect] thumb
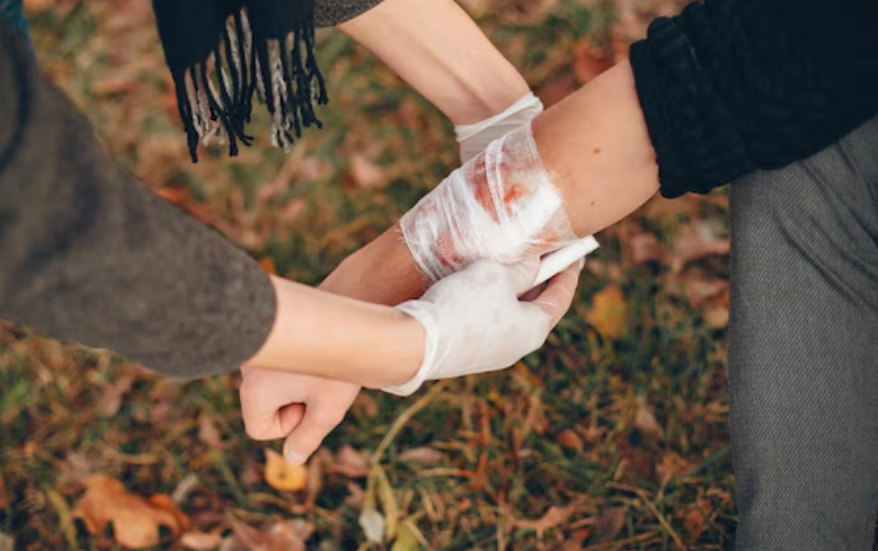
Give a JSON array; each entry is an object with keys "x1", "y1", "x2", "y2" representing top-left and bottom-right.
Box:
[
  {"x1": 531, "y1": 262, "x2": 582, "y2": 325},
  {"x1": 507, "y1": 257, "x2": 541, "y2": 296},
  {"x1": 281, "y1": 400, "x2": 347, "y2": 465}
]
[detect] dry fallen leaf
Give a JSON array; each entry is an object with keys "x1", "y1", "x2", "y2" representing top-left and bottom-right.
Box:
[
  {"x1": 0, "y1": 475, "x2": 8, "y2": 509},
  {"x1": 350, "y1": 154, "x2": 388, "y2": 190},
  {"x1": 633, "y1": 398, "x2": 664, "y2": 447},
  {"x1": 398, "y1": 446, "x2": 447, "y2": 466},
  {"x1": 626, "y1": 231, "x2": 663, "y2": 265},
  {"x1": 198, "y1": 413, "x2": 224, "y2": 449},
  {"x1": 264, "y1": 449, "x2": 308, "y2": 492},
  {"x1": 586, "y1": 284, "x2": 628, "y2": 339},
  {"x1": 328, "y1": 445, "x2": 371, "y2": 477},
  {"x1": 511, "y1": 500, "x2": 580, "y2": 538},
  {"x1": 681, "y1": 275, "x2": 729, "y2": 308},
  {"x1": 95, "y1": 372, "x2": 136, "y2": 417},
  {"x1": 587, "y1": 505, "x2": 626, "y2": 544},
  {"x1": 704, "y1": 305, "x2": 729, "y2": 329},
  {"x1": 226, "y1": 517, "x2": 310, "y2": 551},
  {"x1": 0, "y1": 532, "x2": 12, "y2": 551},
  {"x1": 681, "y1": 507, "x2": 706, "y2": 542},
  {"x1": 572, "y1": 39, "x2": 614, "y2": 84},
  {"x1": 180, "y1": 531, "x2": 222, "y2": 551},
  {"x1": 671, "y1": 222, "x2": 730, "y2": 273},
  {"x1": 75, "y1": 475, "x2": 189, "y2": 549},
  {"x1": 656, "y1": 451, "x2": 692, "y2": 485},
  {"x1": 555, "y1": 429, "x2": 584, "y2": 451},
  {"x1": 493, "y1": 0, "x2": 559, "y2": 23}
]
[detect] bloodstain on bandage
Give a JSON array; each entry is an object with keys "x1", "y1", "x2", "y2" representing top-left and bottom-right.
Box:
[{"x1": 401, "y1": 122, "x2": 578, "y2": 282}]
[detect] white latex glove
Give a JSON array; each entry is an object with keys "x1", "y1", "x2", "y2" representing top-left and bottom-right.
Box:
[
  {"x1": 382, "y1": 257, "x2": 580, "y2": 396},
  {"x1": 455, "y1": 92, "x2": 544, "y2": 163}
]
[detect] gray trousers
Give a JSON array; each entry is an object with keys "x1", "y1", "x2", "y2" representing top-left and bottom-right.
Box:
[{"x1": 729, "y1": 116, "x2": 878, "y2": 550}]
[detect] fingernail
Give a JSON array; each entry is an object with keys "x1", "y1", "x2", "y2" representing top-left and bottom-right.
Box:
[{"x1": 285, "y1": 449, "x2": 306, "y2": 465}]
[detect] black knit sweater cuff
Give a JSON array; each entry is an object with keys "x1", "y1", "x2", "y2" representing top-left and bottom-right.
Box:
[{"x1": 629, "y1": 17, "x2": 753, "y2": 198}]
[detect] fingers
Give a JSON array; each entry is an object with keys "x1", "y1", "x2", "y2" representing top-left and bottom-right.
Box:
[
  {"x1": 282, "y1": 398, "x2": 350, "y2": 465},
  {"x1": 507, "y1": 256, "x2": 541, "y2": 295},
  {"x1": 240, "y1": 370, "x2": 305, "y2": 441},
  {"x1": 531, "y1": 261, "x2": 583, "y2": 325},
  {"x1": 277, "y1": 403, "x2": 307, "y2": 435},
  {"x1": 519, "y1": 283, "x2": 545, "y2": 302}
]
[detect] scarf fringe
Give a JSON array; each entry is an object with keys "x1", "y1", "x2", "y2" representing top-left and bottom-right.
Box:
[{"x1": 173, "y1": 7, "x2": 328, "y2": 162}]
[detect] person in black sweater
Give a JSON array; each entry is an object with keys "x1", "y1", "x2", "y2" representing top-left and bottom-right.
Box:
[
  {"x1": 1, "y1": 0, "x2": 876, "y2": 548},
  {"x1": 311, "y1": 0, "x2": 878, "y2": 548}
]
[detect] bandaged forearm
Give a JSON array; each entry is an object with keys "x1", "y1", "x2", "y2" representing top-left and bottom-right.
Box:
[{"x1": 401, "y1": 122, "x2": 578, "y2": 281}]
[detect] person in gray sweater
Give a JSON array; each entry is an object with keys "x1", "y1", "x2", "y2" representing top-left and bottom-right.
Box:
[{"x1": 0, "y1": 0, "x2": 581, "y2": 459}]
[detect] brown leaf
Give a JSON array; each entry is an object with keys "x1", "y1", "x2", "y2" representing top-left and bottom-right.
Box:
[
  {"x1": 633, "y1": 398, "x2": 664, "y2": 447},
  {"x1": 327, "y1": 445, "x2": 371, "y2": 478},
  {"x1": 258, "y1": 257, "x2": 277, "y2": 276},
  {"x1": 493, "y1": 0, "x2": 559, "y2": 23},
  {"x1": 671, "y1": 222, "x2": 730, "y2": 273},
  {"x1": 0, "y1": 532, "x2": 11, "y2": 551},
  {"x1": 556, "y1": 429, "x2": 584, "y2": 451},
  {"x1": 681, "y1": 275, "x2": 729, "y2": 308},
  {"x1": 537, "y1": 71, "x2": 578, "y2": 109},
  {"x1": 267, "y1": 519, "x2": 314, "y2": 550},
  {"x1": 455, "y1": 0, "x2": 491, "y2": 16},
  {"x1": 350, "y1": 154, "x2": 387, "y2": 190},
  {"x1": 681, "y1": 507, "x2": 706, "y2": 542},
  {"x1": 227, "y1": 518, "x2": 309, "y2": 551},
  {"x1": 572, "y1": 39, "x2": 614, "y2": 84},
  {"x1": 656, "y1": 452, "x2": 692, "y2": 485},
  {"x1": 198, "y1": 413, "x2": 223, "y2": 449},
  {"x1": 563, "y1": 528, "x2": 592, "y2": 551},
  {"x1": 95, "y1": 372, "x2": 136, "y2": 417},
  {"x1": 586, "y1": 284, "x2": 628, "y2": 339},
  {"x1": 511, "y1": 500, "x2": 580, "y2": 538},
  {"x1": 75, "y1": 475, "x2": 189, "y2": 549},
  {"x1": 0, "y1": 474, "x2": 8, "y2": 509},
  {"x1": 587, "y1": 505, "x2": 626, "y2": 544},
  {"x1": 626, "y1": 231, "x2": 663, "y2": 265},
  {"x1": 705, "y1": 305, "x2": 729, "y2": 329},
  {"x1": 181, "y1": 531, "x2": 222, "y2": 550},
  {"x1": 264, "y1": 449, "x2": 307, "y2": 492},
  {"x1": 398, "y1": 446, "x2": 447, "y2": 466}
]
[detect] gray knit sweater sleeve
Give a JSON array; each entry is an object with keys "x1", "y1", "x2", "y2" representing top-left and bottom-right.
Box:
[
  {"x1": 0, "y1": 22, "x2": 276, "y2": 378},
  {"x1": 314, "y1": 0, "x2": 385, "y2": 27}
]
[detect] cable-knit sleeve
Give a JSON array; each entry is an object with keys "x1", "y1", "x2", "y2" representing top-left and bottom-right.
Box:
[{"x1": 629, "y1": 0, "x2": 878, "y2": 198}]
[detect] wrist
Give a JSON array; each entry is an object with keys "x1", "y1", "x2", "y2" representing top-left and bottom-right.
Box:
[
  {"x1": 323, "y1": 224, "x2": 430, "y2": 305},
  {"x1": 379, "y1": 307, "x2": 426, "y2": 389},
  {"x1": 246, "y1": 275, "x2": 425, "y2": 389}
]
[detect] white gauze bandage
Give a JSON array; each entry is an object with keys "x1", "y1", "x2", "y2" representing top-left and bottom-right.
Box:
[{"x1": 401, "y1": 122, "x2": 578, "y2": 281}]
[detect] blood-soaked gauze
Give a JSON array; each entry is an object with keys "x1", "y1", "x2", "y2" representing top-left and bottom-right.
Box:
[{"x1": 401, "y1": 122, "x2": 577, "y2": 282}]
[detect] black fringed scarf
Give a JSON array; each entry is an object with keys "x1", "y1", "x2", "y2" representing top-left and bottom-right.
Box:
[{"x1": 152, "y1": 0, "x2": 328, "y2": 162}]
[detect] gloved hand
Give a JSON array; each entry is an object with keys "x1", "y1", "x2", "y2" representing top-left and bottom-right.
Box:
[
  {"x1": 455, "y1": 92, "x2": 544, "y2": 163},
  {"x1": 382, "y1": 256, "x2": 582, "y2": 396}
]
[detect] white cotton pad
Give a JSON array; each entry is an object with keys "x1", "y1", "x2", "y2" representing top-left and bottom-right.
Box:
[{"x1": 533, "y1": 236, "x2": 600, "y2": 286}]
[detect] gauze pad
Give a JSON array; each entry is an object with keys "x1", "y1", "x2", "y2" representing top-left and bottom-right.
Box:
[{"x1": 402, "y1": 122, "x2": 583, "y2": 281}]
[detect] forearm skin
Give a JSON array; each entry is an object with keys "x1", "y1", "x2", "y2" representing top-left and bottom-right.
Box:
[
  {"x1": 338, "y1": 0, "x2": 530, "y2": 124},
  {"x1": 340, "y1": 60, "x2": 658, "y2": 300}
]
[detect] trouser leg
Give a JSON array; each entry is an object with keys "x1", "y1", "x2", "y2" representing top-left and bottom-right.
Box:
[{"x1": 728, "y1": 116, "x2": 878, "y2": 550}]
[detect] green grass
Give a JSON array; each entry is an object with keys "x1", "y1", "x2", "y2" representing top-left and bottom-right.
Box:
[{"x1": 1, "y1": 1, "x2": 735, "y2": 549}]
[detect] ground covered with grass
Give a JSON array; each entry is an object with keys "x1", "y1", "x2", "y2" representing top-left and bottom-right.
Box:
[{"x1": 0, "y1": 0, "x2": 736, "y2": 549}]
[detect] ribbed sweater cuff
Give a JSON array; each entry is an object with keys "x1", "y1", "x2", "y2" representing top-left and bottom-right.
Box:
[{"x1": 629, "y1": 17, "x2": 754, "y2": 198}]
